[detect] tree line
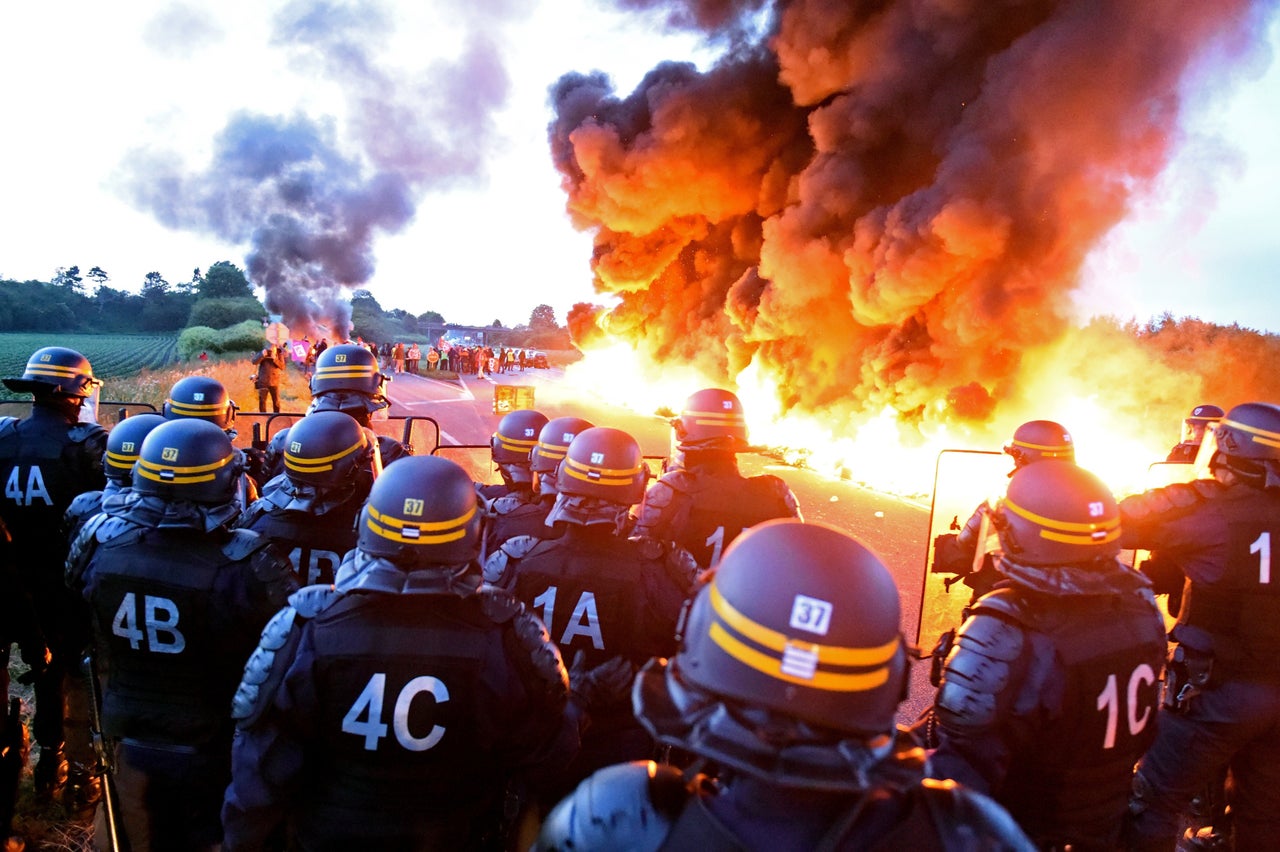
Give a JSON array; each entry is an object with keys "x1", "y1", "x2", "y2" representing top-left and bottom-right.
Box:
[{"x1": 0, "y1": 262, "x2": 574, "y2": 349}]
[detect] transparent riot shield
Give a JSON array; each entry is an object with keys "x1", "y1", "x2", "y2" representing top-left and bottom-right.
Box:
[
  {"x1": 435, "y1": 443, "x2": 502, "y2": 487},
  {"x1": 394, "y1": 416, "x2": 442, "y2": 459},
  {"x1": 916, "y1": 449, "x2": 1008, "y2": 656}
]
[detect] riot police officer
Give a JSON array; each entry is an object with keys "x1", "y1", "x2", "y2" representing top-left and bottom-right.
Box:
[
  {"x1": 66, "y1": 418, "x2": 297, "y2": 850},
  {"x1": 0, "y1": 346, "x2": 107, "y2": 803},
  {"x1": 478, "y1": 407, "x2": 548, "y2": 502},
  {"x1": 163, "y1": 375, "x2": 262, "y2": 505},
  {"x1": 537, "y1": 519, "x2": 1035, "y2": 851},
  {"x1": 261, "y1": 343, "x2": 407, "y2": 480},
  {"x1": 309, "y1": 343, "x2": 408, "y2": 462},
  {"x1": 1166, "y1": 403, "x2": 1224, "y2": 463},
  {"x1": 223, "y1": 455, "x2": 575, "y2": 850},
  {"x1": 633, "y1": 388, "x2": 800, "y2": 570},
  {"x1": 237, "y1": 410, "x2": 379, "y2": 585},
  {"x1": 1122, "y1": 402, "x2": 1280, "y2": 849},
  {"x1": 922, "y1": 461, "x2": 1167, "y2": 849},
  {"x1": 63, "y1": 412, "x2": 167, "y2": 542},
  {"x1": 931, "y1": 418, "x2": 1075, "y2": 588},
  {"x1": 481, "y1": 415, "x2": 593, "y2": 559},
  {"x1": 486, "y1": 426, "x2": 698, "y2": 808}
]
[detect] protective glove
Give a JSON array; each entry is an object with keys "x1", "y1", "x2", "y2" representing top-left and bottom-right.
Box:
[
  {"x1": 568, "y1": 651, "x2": 636, "y2": 716},
  {"x1": 931, "y1": 533, "x2": 969, "y2": 574}
]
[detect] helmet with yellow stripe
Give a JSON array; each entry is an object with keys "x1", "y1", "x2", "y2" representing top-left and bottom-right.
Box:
[
  {"x1": 1002, "y1": 419, "x2": 1074, "y2": 470},
  {"x1": 554, "y1": 426, "x2": 648, "y2": 506},
  {"x1": 309, "y1": 344, "x2": 388, "y2": 411},
  {"x1": 635, "y1": 519, "x2": 908, "y2": 785},
  {"x1": 530, "y1": 416, "x2": 594, "y2": 496},
  {"x1": 356, "y1": 455, "x2": 480, "y2": 567},
  {"x1": 281, "y1": 411, "x2": 377, "y2": 490},
  {"x1": 132, "y1": 419, "x2": 242, "y2": 504},
  {"x1": 490, "y1": 408, "x2": 549, "y2": 485},
  {"x1": 104, "y1": 413, "x2": 167, "y2": 485},
  {"x1": 992, "y1": 460, "x2": 1120, "y2": 566},
  {"x1": 2, "y1": 346, "x2": 101, "y2": 398},
  {"x1": 1205, "y1": 402, "x2": 1280, "y2": 490},
  {"x1": 164, "y1": 376, "x2": 238, "y2": 431},
  {"x1": 674, "y1": 387, "x2": 749, "y2": 453}
]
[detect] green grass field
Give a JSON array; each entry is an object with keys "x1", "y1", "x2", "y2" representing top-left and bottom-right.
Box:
[{"x1": 0, "y1": 333, "x2": 180, "y2": 401}]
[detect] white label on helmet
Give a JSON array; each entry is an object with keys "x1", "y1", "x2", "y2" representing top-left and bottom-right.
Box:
[
  {"x1": 790, "y1": 594, "x2": 833, "y2": 635},
  {"x1": 162, "y1": 447, "x2": 179, "y2": 462},
  {"x1": 193, "y1": 392, "x2": 206, "y2": 401},
  {"x1": 781, "y1": 641, "x2": 819, "y2": 680}
]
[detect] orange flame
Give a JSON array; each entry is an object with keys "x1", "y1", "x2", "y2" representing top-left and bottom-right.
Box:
[{"x1": 566, "y1": 330, "x2": 1176, "y2": 503}]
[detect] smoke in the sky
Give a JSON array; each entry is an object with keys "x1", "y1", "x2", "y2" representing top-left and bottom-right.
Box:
[
  {"x1": 551, "y1": 0, "x2": 1278, "y2": 438},
  {"x1": 120, "y1": 0, "x2": 521, "y2": 337}
]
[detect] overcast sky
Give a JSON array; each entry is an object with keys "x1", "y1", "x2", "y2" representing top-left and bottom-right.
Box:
[{"x1": 0, "y1": 1, "x2": 1275, "y2": 332}]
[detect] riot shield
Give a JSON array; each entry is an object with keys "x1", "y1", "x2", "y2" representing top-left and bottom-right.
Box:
[
  {"x1": 435, "y1": 443, "x2": 502, "y2": 486},
  {"x1": 916, "y1": 449, "x2": 1008, "y2": 656}
]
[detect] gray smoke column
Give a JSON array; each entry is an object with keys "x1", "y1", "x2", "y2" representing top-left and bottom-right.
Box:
[
  {"x1": 120, "y1": 0, "x2": 518, "y2": 338},
  {"x1": 552, "y1": 0, "x2": 1276, "y2": 433}
]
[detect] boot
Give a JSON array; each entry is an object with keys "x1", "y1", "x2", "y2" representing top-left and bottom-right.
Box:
[
  {"x1": 63, "y1": 761, "x2": 102, "y2": 822},
  {"x1": 1, "y1": 699, "x2": 28, "y2": 844},
  {"x1": 33, "y1": 744, "x2": 67, "y2": 803}
]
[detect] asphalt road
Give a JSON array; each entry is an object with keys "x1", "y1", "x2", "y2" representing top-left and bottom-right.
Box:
[{"x1": 385, "y1": 365, "x2": 943, "y2": 722}]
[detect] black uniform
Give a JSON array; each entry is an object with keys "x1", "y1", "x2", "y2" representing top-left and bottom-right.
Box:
[
  {"x1": 479, "y1": 489, "x2": 561, "y2": 564},
  {"x1": 66, "y1": 491, "x2": 296, "y2": 850},
  {"x1": 632, "y1": 451, "x2": 800, "y2": 569},
  {"x1": 222, "y1": 552, "x2": 574, "y2": 851},
  {"x1": 926, "y1": 561, "x2": 1166, "y2": 848},
  {"x1": 236, "y1": 473, "x2": 366, "y2": 586},
  {"x1": 487, "y1": 525, "x2": 697, "y2": 804},
  {"x1": 1121, "y1": 477, "x2": 1280, "y2": 848},
  {"x1": 0, "y1": 406, "x2": 106, "y2": 766}
]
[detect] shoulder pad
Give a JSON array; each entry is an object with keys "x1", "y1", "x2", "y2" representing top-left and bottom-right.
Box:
[
  {"x1": 67, "y1": 489, "x2": 104, "y2": 520},
  {"x1": 478, "y1": 584, "x2": 525, "y2": 624},
  {"x1": 94, "y1": 514, "x2": 145, "y2": 544},
  {"x1": 481, "y1": 586, "x2": 569, "y2": 701},
  {"x1": 935, "y1": 609, "x2": 1028, "y2": 729},
  {"x1": 536, "y1": 761, "x2": 687, "y2": 851},
  {"x1": 967, "y1": 587, "x2": 1033, "y2": 629},
  {"x1": 491, "y1": 493, "x2": 529, "y2": 516},
  {"x1": 499, "y1": 534, "x2": 543, "y2": 560},
  {"x1": 66, "y1": 510, "x2": 111, "y2": 591},
  {"x1": 222, "y1": 527, "x2": 269, "y2": 560},
  {"x1": 646, "y1": 475, "x2": 686, "y2": 504},
  {"x1": 231, "y1": 585, "x2": 341, "y2": 726},
  {"x1": 916, "y1": 780, "x2": 1035, "y2": 850},
  {"x1": 1121, "y1": 480, "x2": 1224, "y2": 520},
  {"x1": 761, "y1": 474, "x2": 802, "y2": 518},
  {"x1": 289, "y1": 583, "x2": 343, "y2": 618},
  {"x1": 235, "y1": 499, "x2": 269, "y2": 530},
  {"x1": 68, "y1": 422, "x2": 108, "y2": 444}
]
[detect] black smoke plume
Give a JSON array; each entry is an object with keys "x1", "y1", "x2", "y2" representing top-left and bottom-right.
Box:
[{"x1": 119, "y1": 0, "x2": 518, "y2": 338}]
